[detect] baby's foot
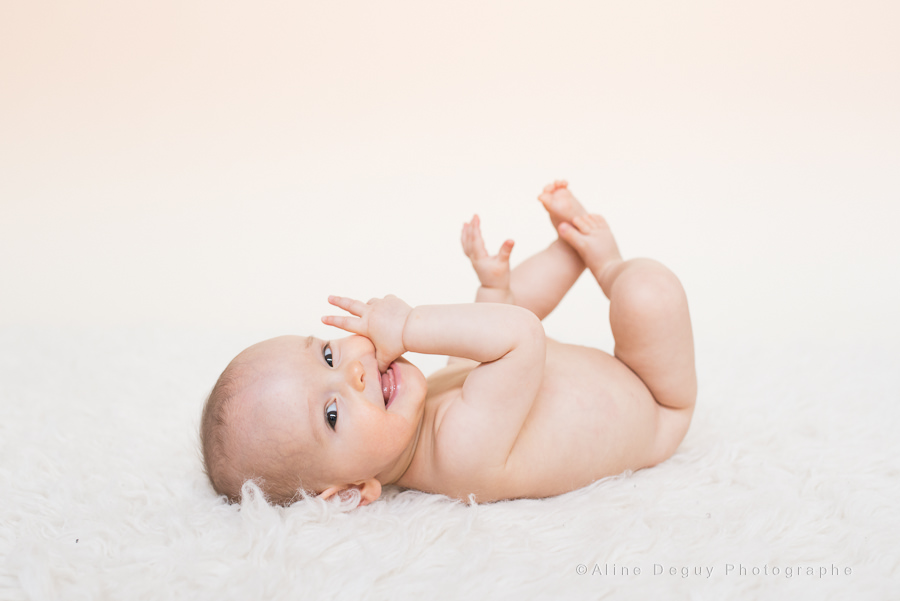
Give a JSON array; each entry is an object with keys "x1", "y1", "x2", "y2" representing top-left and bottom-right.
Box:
[
  {"x1": 461, "y1": 214, "x2": 515, "y2": 290},
  {"x1": 557, "y1": 214, "x2": 623, "y2": 288},
  {"x1": 537, "y1": 180, "x2": 589, "y2": 233}
]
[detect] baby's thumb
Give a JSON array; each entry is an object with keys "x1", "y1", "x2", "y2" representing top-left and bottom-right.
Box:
[
  {"x1": 376, "y1": 352, "x2": 393, "y2": 376},
  {"x1": 498, "y1": 239, "x2": 514, "y2": 261}
]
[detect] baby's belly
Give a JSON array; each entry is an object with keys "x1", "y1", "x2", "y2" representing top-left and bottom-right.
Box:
[{"x1": 502, "y1": 339, "x2": 661, "y2": 498}]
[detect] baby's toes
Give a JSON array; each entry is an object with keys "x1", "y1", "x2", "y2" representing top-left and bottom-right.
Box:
[
  {"x1": 585, "y1": 213, "x2": 610, "y2": 230},
  {"x1": 557, "y1": 221, "x2": 588, "y2": 250},
  {"x1": 571, "y1": 215, "x2": 594, "y2": 235}
]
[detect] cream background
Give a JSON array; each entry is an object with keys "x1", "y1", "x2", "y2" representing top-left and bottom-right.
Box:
[
  {"x1": 2, "y1": 4, "x2": 899, "y2": 598},
  {"x1": 2, "y1": 0, "x2": 898, "y2": 372}
]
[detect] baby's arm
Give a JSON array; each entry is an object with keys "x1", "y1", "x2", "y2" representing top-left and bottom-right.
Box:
[
  {"x1": 323, "y1": 296, "x2": 546, "y2": 467},
  {"x1": 408, "y1": 303, "x2": 547, "y2": 467}
]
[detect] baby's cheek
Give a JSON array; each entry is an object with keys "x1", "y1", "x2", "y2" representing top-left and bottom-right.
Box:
[{"x1": 391, "y1": 414, "x2": 418, "y2": 450}]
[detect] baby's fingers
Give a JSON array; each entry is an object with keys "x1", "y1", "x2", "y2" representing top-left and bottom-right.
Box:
[
  {"x1": 461, "y1": 218, "x2": 477, "y2": 256},
  {"x1": 462, "y1": 215, "x2": 488, "y2": 259},
  {"x1": 496, "y1": 239, "x2": 514, "y2": 262},
  {"x1": 375, "y1": 353, "x2": 394, "y2": 376},
  {"x1": 321, "y1": 314, "x2": 365, "y2": 335},
  {"x1": 327, "y1": 295, "x2": 368, "y2": 317}
]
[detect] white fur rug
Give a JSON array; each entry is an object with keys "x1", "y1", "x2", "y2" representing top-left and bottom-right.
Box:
[{"x1": 1, "y1": 327, "x2": 898, "y2": 600}]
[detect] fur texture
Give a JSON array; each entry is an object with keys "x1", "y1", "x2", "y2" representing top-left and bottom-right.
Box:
[{"x1": 1, "y1": 328, "x2": 898, "y2": 599}]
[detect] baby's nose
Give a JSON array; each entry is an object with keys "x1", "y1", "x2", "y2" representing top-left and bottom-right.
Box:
[{"x1": 346, "y1": 360, "x2": 366, "y2": 391}]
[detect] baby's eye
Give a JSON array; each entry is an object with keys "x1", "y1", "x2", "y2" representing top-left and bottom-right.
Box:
[
  {"x1": 325, "y1": 400, "x2": 338, "y2": 430},
  {"x1": 323, "y1": 344, "x2": 333, "y2": 367}
]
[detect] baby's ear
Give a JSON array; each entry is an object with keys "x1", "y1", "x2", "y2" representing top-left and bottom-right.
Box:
[
  {"x1": 355, "y1": 478, "x2": 382, "y2": 506},
  {"x1": 318, "y1": 479, "x2": 382, "y2": 506}
]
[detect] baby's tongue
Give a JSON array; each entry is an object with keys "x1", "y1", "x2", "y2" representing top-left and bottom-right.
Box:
[{"x1": 381, "y1": 369, "x2": 391, "y2": 405}]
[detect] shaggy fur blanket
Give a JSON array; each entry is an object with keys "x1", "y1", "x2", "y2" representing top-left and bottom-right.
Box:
[{"x1": 1, "y1": 328, "x2": 897, "y2": 599}]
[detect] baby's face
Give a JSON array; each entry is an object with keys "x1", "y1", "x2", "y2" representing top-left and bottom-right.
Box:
[{"x1": 236, "y1": 334, "x2": 427, "y2": 494}]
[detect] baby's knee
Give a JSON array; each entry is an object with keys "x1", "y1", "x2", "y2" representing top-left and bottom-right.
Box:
[{"x1": 611, "y1": 259, "x2": 686, "y2": 316}]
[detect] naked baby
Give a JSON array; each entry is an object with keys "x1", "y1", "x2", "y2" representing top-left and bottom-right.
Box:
[{"x1": 200, "y1": 181, "x2": 697, "y2": 506}]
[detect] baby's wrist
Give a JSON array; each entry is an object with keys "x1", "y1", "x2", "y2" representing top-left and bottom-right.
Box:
[
  {"x1": 476, "y1": 286, "x2": 514, "y2": 305},
  {"x1": 399, "y1": 306, "x2": 416, "y2": 356}
]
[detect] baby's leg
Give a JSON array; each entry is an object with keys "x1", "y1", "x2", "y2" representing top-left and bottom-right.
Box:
[
  {"x1": 507, "y1": 182, "x2": 588, "y2": 320},
  {"x1": 558, "y1": 214, "x2": 697, "y2": 456},
  {"x1": 505, "y1": 239, "x2": 583, "y2": 320}
]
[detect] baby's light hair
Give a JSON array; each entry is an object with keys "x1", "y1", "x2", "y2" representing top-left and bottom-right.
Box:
[
  {"x1": 199, "y1": 364, "x2": 244, "y2": 502},
  {"x1": 199, "y1": 361, "x2": 313, "y2": 506}
]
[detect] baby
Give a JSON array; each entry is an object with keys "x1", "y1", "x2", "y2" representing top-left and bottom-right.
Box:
[{"x1": 200, "y1": 181, "x2": 697, "y2": 506}]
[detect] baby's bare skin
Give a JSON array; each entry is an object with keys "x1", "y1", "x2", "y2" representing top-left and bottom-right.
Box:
[{"x1": 321, "y1": 182, "x2": 696, "y2": 503}]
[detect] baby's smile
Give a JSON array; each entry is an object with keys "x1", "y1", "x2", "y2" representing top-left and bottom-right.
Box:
[{"x1": 381, "y1": 363, "x2": 399, "y2": 408}]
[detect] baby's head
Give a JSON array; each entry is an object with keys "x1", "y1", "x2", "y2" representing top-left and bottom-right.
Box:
[{"x1": 200, "y1": 334, "x2": 427, "y2": 506}]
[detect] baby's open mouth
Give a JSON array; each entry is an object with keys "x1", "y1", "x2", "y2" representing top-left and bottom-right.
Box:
[{"x1": 380, "y1": 364, "x2": 397, "y2": 408}]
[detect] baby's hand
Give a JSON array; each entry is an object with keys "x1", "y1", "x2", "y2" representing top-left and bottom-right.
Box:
[
  {"x1": 461, "y1": 214, "x2": 514, "y2": 290},
  {"x1": 322, "y1": 295, "x2": 412, "y2": 373}
]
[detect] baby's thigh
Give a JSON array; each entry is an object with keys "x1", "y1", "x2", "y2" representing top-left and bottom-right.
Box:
[
  {"x1": 610, "y1": 260, "x2": 697, "y2": 412},
  {"x1": 650, "y1": 405, "x2": 694, "y2": 465}
]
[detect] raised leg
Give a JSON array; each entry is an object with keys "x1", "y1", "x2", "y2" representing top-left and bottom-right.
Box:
[
  {"x1": 507, "y1": 239, "x2": 583, "y2": 321},
  {"x1": 557, "y1": 215, "x2": 697, "y2": 414}
]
